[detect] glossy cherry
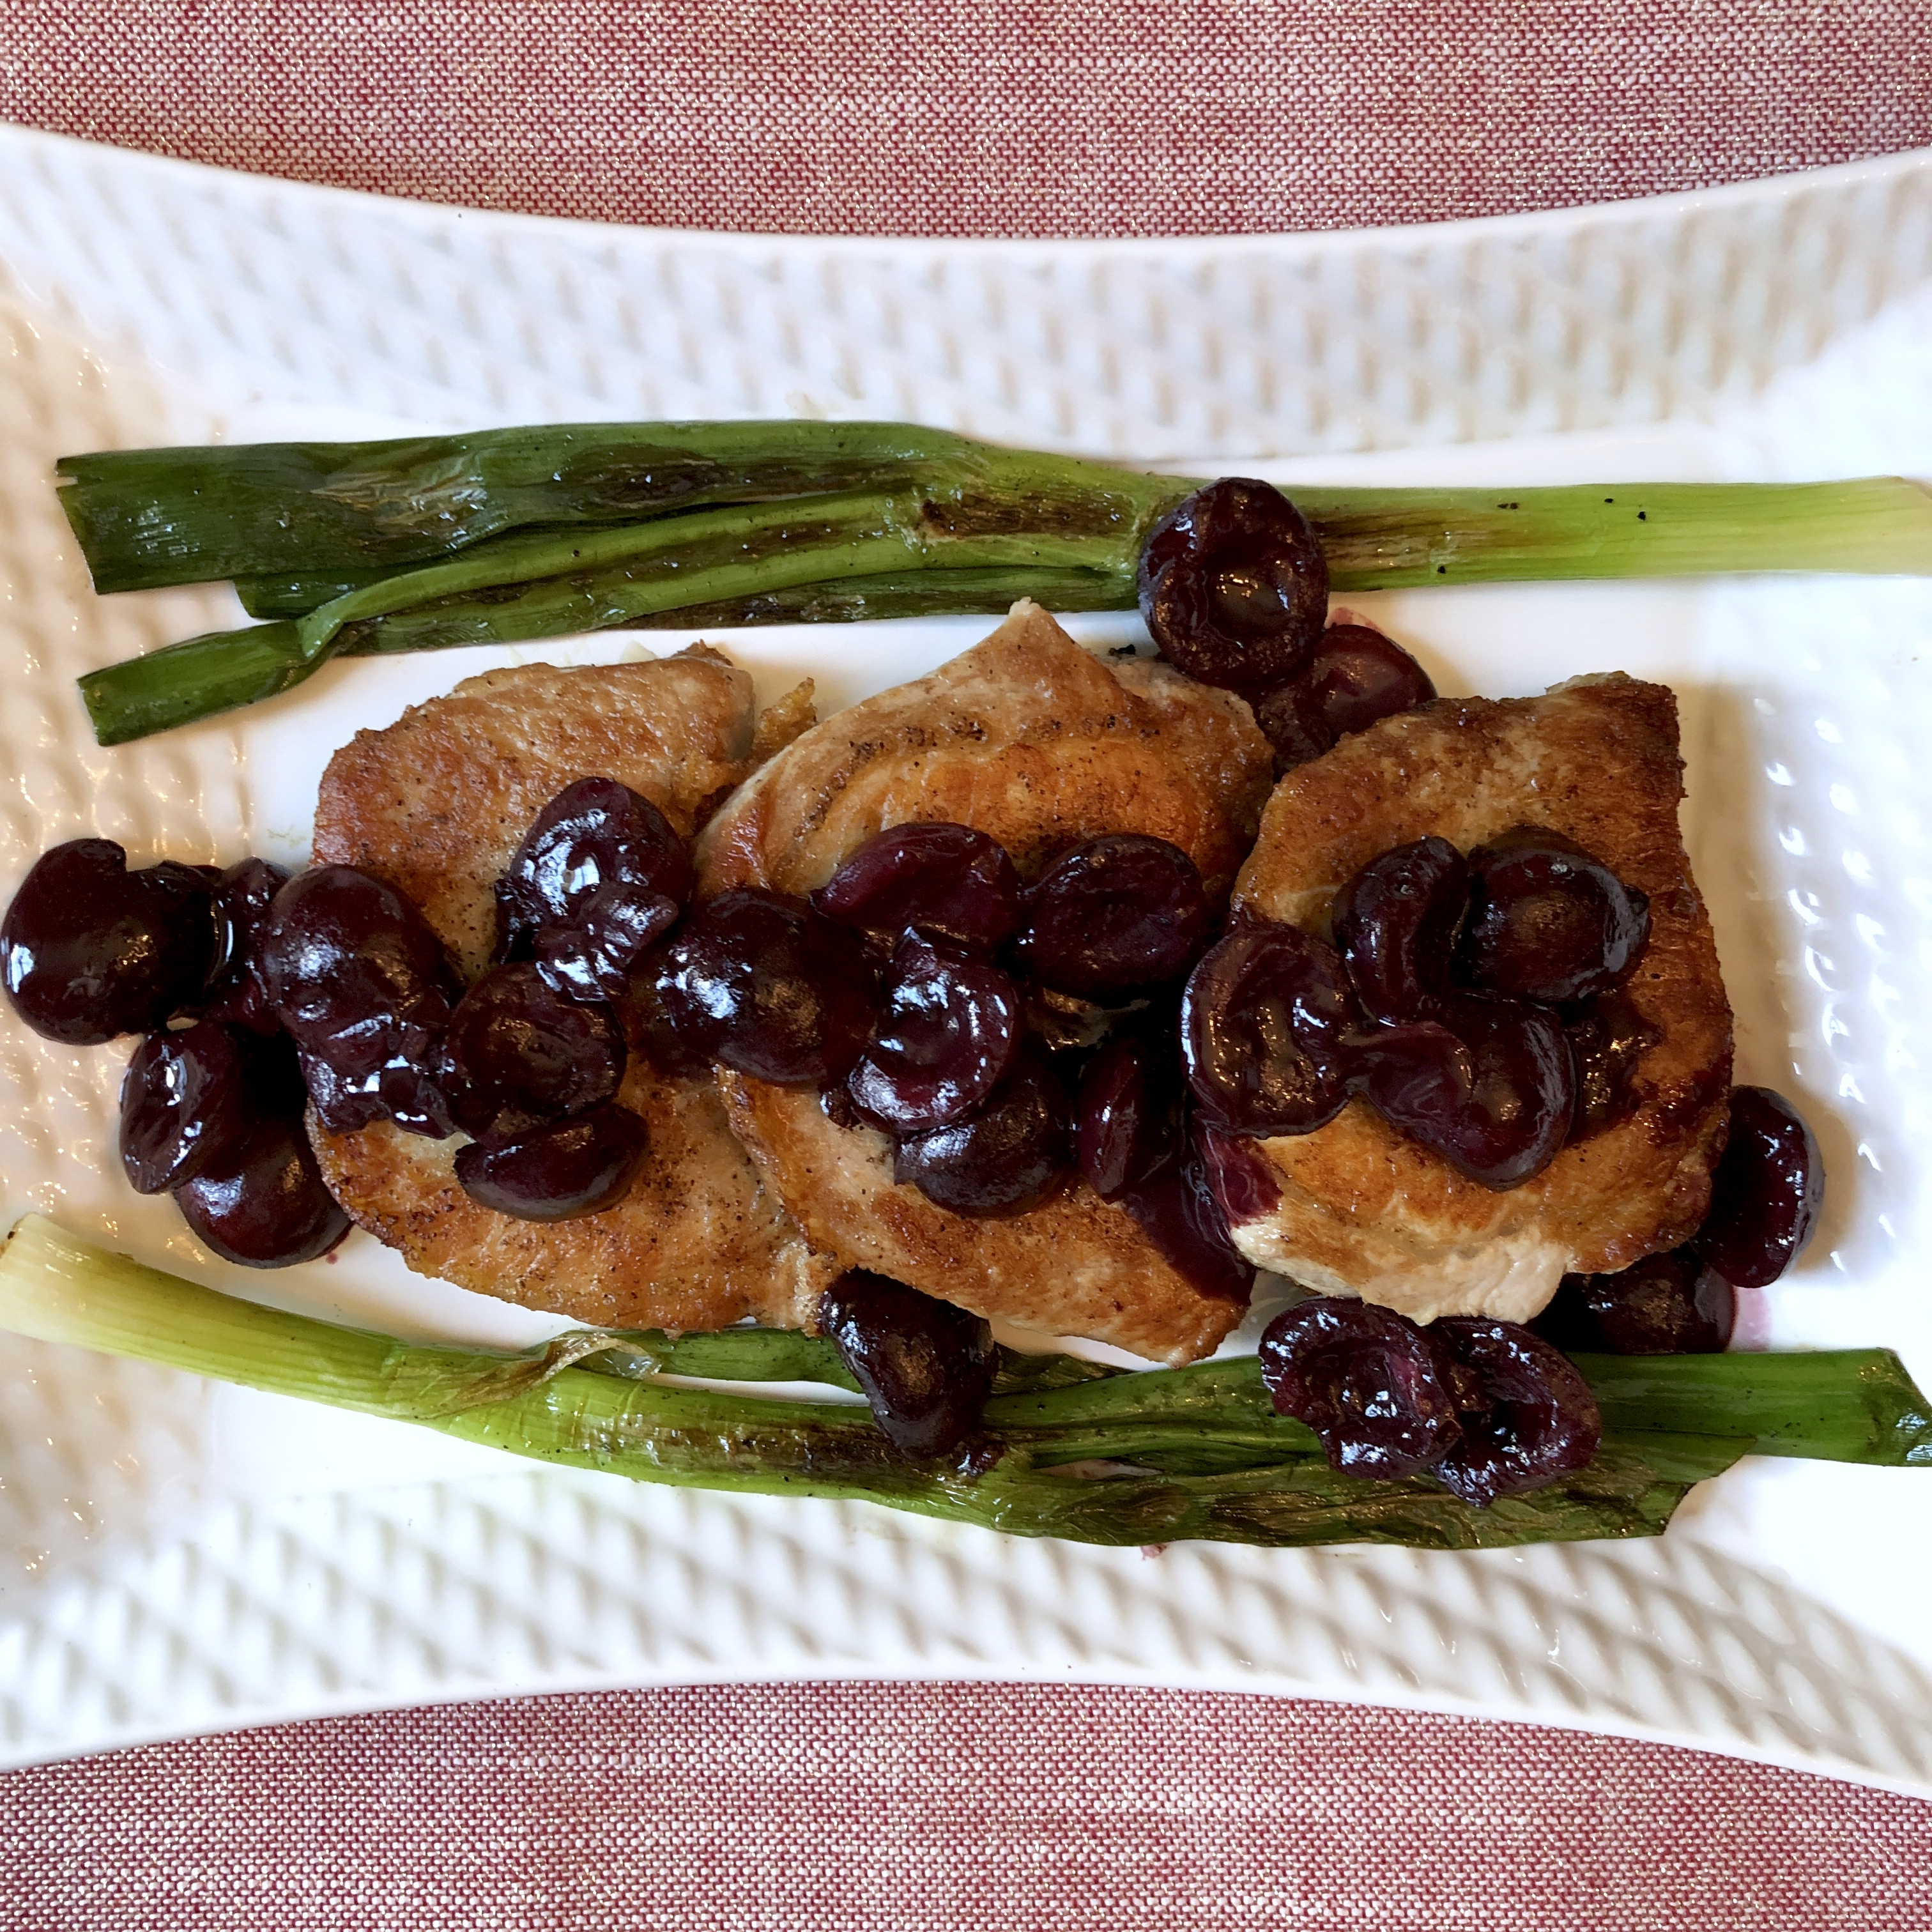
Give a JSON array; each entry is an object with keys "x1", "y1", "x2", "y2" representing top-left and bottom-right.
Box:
[
  {"x1": 1430, "y1": 1317, "x2": 1603, "y2": 1505},
  {"x1": 1118, "y1": 1127, "x2": 1255, "y2": 1303},
  {"x1": 1352, "y1": 993, "x2": 1574, "y2": 1189},
  {"x1": 119, "y1": 1021, "x2": 273, "y2": 1194},
  {"x1": 497, "y1": 778, "x2": 693, "y2": 999},
  {"x1": 818, "y1": 1269, "x2": 998, "y2": 1463},
  {"x1": 173, "y1": 1114, "x2": 351, "y2": 1268},
  {"x1": 1459, "y1": 827, "x2": 1650, "y2": 1006},
  {"x1": 893, "y1": 1049, "x2": 1070, "y2": 1218},
  {"x1": 1258, "y1": 1298, "x2": 1464, "y2": 1478},
  {"x1": 1252, "y1": 623, "x2": 1436, "y2": 770},
  {"x1": 813, "y1": 822, "x2": 1022, "y2": 953},
  {"x1": 654, "y1": 889, "x2": 877, "y2": 1085},
  {"x1": 1074, "y1": 1027, "x2": 1183, "y2": 1200},
  {"x1": 1565, "y1": 992, "x2": 1659, "y2": 1139},
  {"x1": 443, "y1": 962, "x2": 627, "y2": 1141},
  {"x1": 1197, "y1": 1124, "x2": 1284, "y2": 1225},
  {"x1": 1015, "y1": 834, "x2": 1212, "y2": 1001},
  {"x1": 1138, "y1": 479, "x2": 1330, "y2": 692},
  {"x1": 1534, "y1": 1248, "x2": 1735, "y2": 1355},
  {"x1": 454, "y1": 1101, "x2": 648, "y2": 1221},
  {"x1": 502, "y1": 780, "x2": 699, "y2": 1004},
  {"x1": 1690, "y1": 1085, "x2": 1823, "y2": 1288},
  {"x1": 1180, "y1": 921, "x2": 1355, "y2": 1135},
  {"x1": 1025, "y1": 983, "x2": 1127, "y2": 1054},
  {"x1": 847, "y1": 934, "x2": 1022, "y2": 1133},
  {"x1": 1, "y1": 839, "x2": 215, "y2": 1044},
  {"x1": 261, "y1": 865, "x2": 457, "y2": 1137},
  {"x1": 1331, "y1": 836, "x2": 1470, "y2": 1023},
  {"x1": 199, "y1": 856, "x2": 291, "y2": 1034},
  {"x1": 613, "y1": 965, "x2": 716, "y2": 1080}
]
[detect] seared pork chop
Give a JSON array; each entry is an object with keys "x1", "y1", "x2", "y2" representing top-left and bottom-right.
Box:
[
  {"x1": 1222, "y1": 673, "x2": 1733, "y2": 1324},
  {"x1": 698, "y1": 601, "x2": 1277, "y2": 1365},
  {"x1": 310, "y1": 650, "x2": 836, "y2": 1331}
]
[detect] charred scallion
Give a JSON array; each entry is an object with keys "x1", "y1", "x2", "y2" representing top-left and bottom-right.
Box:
[{"x1": 57, "y1": 420, "x2": 1932, "y2": 746}]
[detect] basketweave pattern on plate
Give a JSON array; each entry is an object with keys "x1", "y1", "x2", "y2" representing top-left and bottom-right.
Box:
[{"x1": 0, "y1": 125, "x2": 1929, "y2": 1780}]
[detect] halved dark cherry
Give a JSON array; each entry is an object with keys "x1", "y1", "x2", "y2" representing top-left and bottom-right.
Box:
[
  {"x1": 173, "y1": 1113, "x2": 351, "y2": 1268},
  {"x1": 1025, "y1": 983, "x2": 1131, "y2": 1053},
  {"x1": 1690, "y1": 1085, "x2": 1823, "y2": 1287},
  {"x1": 1459, "y1": 827, "x2": 1650, "y2": 1006},
  {"x1": 1180, "y1": 921, "x2": 1354, "y2": 1135},
  {"x1": 1197, "y1": 1124, "x2": 1284, "y2": 1225},
  {"x1": 497, "y1": 777, "x2": 694, "y2": 999},
  {"x1": 200, "y1": 856, "x2": 290, "y2": 1034},
  {"x1": 813, "y1": 822, "x2": 1022, "y2": 953},
  {"x1": 1252, "y1": 623, "x2": 1437, "y2": 771},
  {"x1": 530, "y1": 892, "x2": 682, "y2": 1003},
  {"x1": 847, "y1": 934, "x2": 1022, "y2": 1133},
  {"x1": 261, "y1": 865, "x2": 457, "y2": 1137},
  {"x1": 1015, "y1": 834, "x2": 1212, "y2": 1001},
  {"x1": 654, "y1": 889, "x2": 877, "y2": 1085},
  {"x1": 1565, "y1": 991, "x2": 1660, "y2": 1140},
  {"x1": 1258, "y1": 1298, "x2": 1464, "y2": 1478},
  {"x1": 1074, "y1": 1026, "x2": 1183, "y2": 1200},
  {"x1": 818, "y1": 1269, "x2": 998, "y2": 1464},
  {"x1": 613, "y1": 962, "x2": 716, "y2": 1079},
  {"x1": 119, "y1": 1021, "x2": 272, "y2": 1194},
  {"x1": 1352, "y1": 993, "x2": 1574, "y2": 1189},
  {"x1": 1429, "y1": 1317, "x2": 1603, "y2": 1505},
  {"x1": 454, "y1": 1101, "x2": 648, "y2": 1221},
  {"x1": 1118, "y1": 1126, "x2": 1255, "y2": 1303},
  {"x1": 893, "y1": 1048, "x2": 1070, "y2": 1218},
  {"x1": 1307, "y1": 625, "x2": 1438, "y2": 737},
  {"x1": 1331, "y1": 836, "x2": 1470, "y2": 1023},
  {"x1": 1138, "y1": 479, "x2": 1330, "y2": 692},
  {"x1": 443, "y1": 962, "x2": 627, "y2": 1141},
  {"x1": 1250, "y1": 683, "x2": 1334, "y2": 770},
  {"x1": 1534, "y1": 1248, "x2": 1734, "y2": 1355},
  {"x1": 2, "y1": 839, "x2": 216, "y2": 1044}
]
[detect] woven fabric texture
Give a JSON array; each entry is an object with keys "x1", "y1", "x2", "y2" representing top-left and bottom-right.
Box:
[
  {"x1": 6, "y1": 1683, "x2": 1932, "y2": 1932},
  {"x1": 0, "y1": 1, "x2": 1927, "y2": 236}
]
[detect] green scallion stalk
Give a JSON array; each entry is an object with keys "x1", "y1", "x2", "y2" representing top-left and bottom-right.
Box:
[
  {"x1": 1300, "y1": 479, "x2": 1932, "y2": 588},
  {"x1": 1575, "y1": 1349, "x2": 1932, "y2": 1464},
  {"x1": 214, "y1": 479, "x2": 1932, "y2": 617},
  {"x1": 56, "y1": 422, "x2": 997, "y2": 592},
  {"x1": 987, "y1": 1348, "x2": 1932, "y2": 1468},
  {"x1": 0, "y1": 1214, "x2": 1721, "y2": 1551},
  {"x1": 282, "y1": 489, "x2": 1139, "y2": 663},
  {"x1": 59, "y1": 420, "x2": 1932, "y2": 746},
  {"x1": 79, "y1": 621, "x2": 316, "y2": 746},
  {"x1": 240, "y1": 563, "x2": 1131, "y2": 625},
  {"x1": 60, "y1": 422, "x2": 1932, "y2": 598}
]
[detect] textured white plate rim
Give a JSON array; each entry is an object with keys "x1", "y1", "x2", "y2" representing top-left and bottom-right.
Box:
[
  {"x1": 9, "y1": 118, "x2": 1928, "y2": 263},
  {"x1": 36, "y1": 1663, "x2": 1932, "y2": 1801},
  {"x1": 0, "y1": 126, "x2": 1930, "y2": 1784}
]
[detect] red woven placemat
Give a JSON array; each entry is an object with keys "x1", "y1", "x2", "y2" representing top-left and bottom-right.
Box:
[
  {"x1": 3, "y1": 8, "x2": 1931, "y2": 1929},
  {"x1": 5, "y1": 1685, "x2": 1932, "y2": 1931},
  {"x1": 0, "y1": 0, "x2": 1928, "y2": 236}
]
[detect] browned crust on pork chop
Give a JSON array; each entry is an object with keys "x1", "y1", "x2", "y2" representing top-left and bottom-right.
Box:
[
  {"x1": 700, "y1": 602, "x2": 1271, "y2": 903},
  {"x1": 309, "y1": 1062, "x2": 832, "y2": 1331},
  {"x1": 316, "y1": 648, "x2": 772, "y2": 979},
  {"x1": 1227, "y1": 673, "x2": 1733, "y2": 1323},
  {"x1": 309, "y1": 652, "x2": 835, "y2": 1332},
  {"x1": 698, "y1": 601, "x2": 1276, "y2": 1365}
]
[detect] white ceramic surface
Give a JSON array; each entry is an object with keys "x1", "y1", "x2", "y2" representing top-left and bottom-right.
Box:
[{"x1": 1, "y1": 125, "x2": 1930, "y2": 1783}]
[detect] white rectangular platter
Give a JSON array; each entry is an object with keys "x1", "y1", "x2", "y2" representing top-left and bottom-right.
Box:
[{"x1": 2, "y1": 124, "x2": 1931, "y2": 1784}]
